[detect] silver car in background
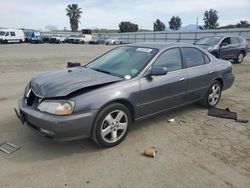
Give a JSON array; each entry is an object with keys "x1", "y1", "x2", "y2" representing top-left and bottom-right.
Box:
[
  {"x1": 194, "y1": 36, "x2": 248, "y2": 63},
  {"x1": 16, "y1": 42, "x2": 234, "y2": 147},
  {"x1": 105, "y1": 38, "x2": 122, "y2": 45}
]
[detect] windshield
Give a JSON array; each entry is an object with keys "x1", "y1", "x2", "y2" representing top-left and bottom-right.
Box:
[
  {"x1": 195, "y1": 37, "x2": 222, "y2": 45},
  {"x1": 86, "y1": 46, "x2": 158, "y2": 78},
  {"x1": 0, "y1": 31, "x2": 5, "y2": 36}
]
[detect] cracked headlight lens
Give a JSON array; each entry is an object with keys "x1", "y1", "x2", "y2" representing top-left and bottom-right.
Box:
[{"x1": 37, "y1": 100, "x2": 75, "y2": 115}]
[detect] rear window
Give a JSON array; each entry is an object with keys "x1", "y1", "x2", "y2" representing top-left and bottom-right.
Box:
[{"x1": 182, "y1": 47, "x2": 205, "y2": 68}]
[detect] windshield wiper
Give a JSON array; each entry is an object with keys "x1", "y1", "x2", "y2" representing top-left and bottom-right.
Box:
[
  {"x1": 90, "y1": 67, "x2": 123, "y2": 78},
  {"x1": 92, "y1": 68, "x2": 112, "y2": 75}
]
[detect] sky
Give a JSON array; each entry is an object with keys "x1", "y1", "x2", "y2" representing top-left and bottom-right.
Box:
[{"x1": 0, "y1": 0, "x2": 249, "y2": 30}]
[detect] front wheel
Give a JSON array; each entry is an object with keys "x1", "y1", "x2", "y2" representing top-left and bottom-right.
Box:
[
  {"x1": 234, "y1": 52, "x2": 244, "y2": 64},
  {"x1": 202, "y1": 81, "x2": 222, "y2": 108},
  {"x1": 93, "y1": 103, "x2": 131, "y2": 147}
]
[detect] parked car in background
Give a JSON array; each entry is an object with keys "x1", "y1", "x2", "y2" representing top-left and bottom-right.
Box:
[
  {"x1": 42, "y1": 35, "x2": 51, "y2": 43},
  {"x1": 30, "y1": 31, "x2": 42, "y2": 43},
  {"x1": 23, "y1": 29, "x2": 42, "y2": 43},
  {"x1": 16, "y1": 42, "x2": 234, "y2": 147},
  {"x1": 66, "y1": 35, "x2": 77, "y2": 43},
  {"x1": 49, "y1": 35, "x2": 66, "y2": 43},
  {"x1": 66, "y1": 34, "x2": 92, "y2": 44},
  {"x1": 89, "y1": 37, "x2": 105, "y2": 44},
  {"x1": 0, "y1": 29, "x2": 25, "y2": 43},
  {"x1": 105, "y1": 38, "x2": 122, "y2": 45},
  {"x1": 194, "y1": 36, "x2": 248, "y2": 63}
]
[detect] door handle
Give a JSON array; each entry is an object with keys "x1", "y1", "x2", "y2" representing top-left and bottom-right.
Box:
[
  {"x1": 178, "y1": 78, "x2": 185, "y2": 82},
  {"x1": 209, "y1": 71, "x2": 214, "y2": 74}
]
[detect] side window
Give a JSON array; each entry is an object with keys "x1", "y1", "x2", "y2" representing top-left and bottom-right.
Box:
[
  {"x1": 231, "y1": 37, "x2": 239, "y2": 44},
  {"x1": 10, "y1": 32, "x2": 16, "y2": 36},
  {"x1": 204, "y1": 54, "x2": 210, "y2": 64},
  {"x1": 182, "y1": 47, "x2": 205, "y2": 68},
  {"x1": 222, "y1": 37, "x2": 231, "y2": 45},
  {"x1": 153, "y1": 48, "x2": 182, "y2": 72}
]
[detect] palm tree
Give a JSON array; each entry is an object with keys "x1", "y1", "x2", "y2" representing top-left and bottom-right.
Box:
[{"x1": 66, "y1": 4, "x2": 82, "y2": 32}]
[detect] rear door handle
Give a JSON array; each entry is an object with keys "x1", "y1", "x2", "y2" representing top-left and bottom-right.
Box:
[{"x1": 178, "y1": 78, "x2": 185, "y2": 82}]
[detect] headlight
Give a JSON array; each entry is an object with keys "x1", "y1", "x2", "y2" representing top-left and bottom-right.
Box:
[{"x1": 37, "y1": 100, "x2": 75, "y2": 115}]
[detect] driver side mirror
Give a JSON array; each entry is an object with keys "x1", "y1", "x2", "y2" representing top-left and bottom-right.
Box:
[{"x1": 145, "y1": 66, "x2": 168, "y2": 78}]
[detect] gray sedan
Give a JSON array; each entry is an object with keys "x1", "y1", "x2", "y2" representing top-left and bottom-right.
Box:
[{"x1": 15, "y1": 42, "x2": 234, "y2": 147}]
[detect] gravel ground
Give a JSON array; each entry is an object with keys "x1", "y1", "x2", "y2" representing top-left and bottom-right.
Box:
[{"x1": 0, "y1": 43, "x2": 249, "y2": 188}]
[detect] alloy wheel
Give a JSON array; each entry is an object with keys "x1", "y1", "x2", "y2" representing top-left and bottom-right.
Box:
[
  {"x1": 208, "y1": 83, "x2": 221, "y2": 106},
  {"x1": 100, "y1": 110, "x2": 128, "y2": 143},
  {"x1": 238, "y1": 53, "x2": 244, "y2": 63}
]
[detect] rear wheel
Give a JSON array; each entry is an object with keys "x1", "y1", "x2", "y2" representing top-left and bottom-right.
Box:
[
  {"x1": 234, "y1": 52, "x2": 244, "y2": 64},
  {"x1": 93, "y1": 103, "x2": 131, "y2": 147},
  {"x1": 202, "y1": 81, "x2": 222, "y2": 108}
]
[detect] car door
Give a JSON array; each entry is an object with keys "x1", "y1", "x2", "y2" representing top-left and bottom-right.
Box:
[
  {"x1": 230, "y1": 37, "x2": 241, "y2": 58},
  {"x1": 139, "y1": 48, "x2": 187, "y2": 117},
  {"x1": 10, "y1": 32, "x2": 16, "y2": 42},
  {"x1": 5, "y1": 32, "x2": 10, "y2": 41},
  {"x1": 219, "y1": 37, "x2": 232, "y2": 59},
  {"x1": 181, "y1": 47, "x2": 212, "y2": 102}
]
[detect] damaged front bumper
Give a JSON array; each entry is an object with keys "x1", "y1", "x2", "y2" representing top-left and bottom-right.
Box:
[{"x1": 15, "y1": 96, "x2": 97, "y2": 141}]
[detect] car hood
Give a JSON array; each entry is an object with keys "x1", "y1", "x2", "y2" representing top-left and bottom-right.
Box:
[{"x1": 30, "y1": 67, "x2": 123, "y2": 98}]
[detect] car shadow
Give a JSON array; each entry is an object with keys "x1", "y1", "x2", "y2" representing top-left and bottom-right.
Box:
[
  {"x1": 1, "y1": 103, "x2": 205, "y2": 163},
  {"x1": 130, "y1": 103, "x2": 203, "y2": 132}
]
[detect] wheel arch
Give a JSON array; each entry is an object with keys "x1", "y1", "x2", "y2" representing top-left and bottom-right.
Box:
[
  {"x1": 90, "y1": 99, "x2": 136, "y2": 139},
  {"x1": 215, "y1": 77, "x2": 224, "y2": 89},
  {"x1": 98, "y1": 99, "x2": 135, "y2": 122},
  {"x1": 240, "y1": 50, "x2": 246, "y2": 57}
]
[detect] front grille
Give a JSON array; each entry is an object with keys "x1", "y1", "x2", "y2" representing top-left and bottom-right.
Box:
[{"x1": 26, "y1": 90, "x2": 40, "y2": 107}]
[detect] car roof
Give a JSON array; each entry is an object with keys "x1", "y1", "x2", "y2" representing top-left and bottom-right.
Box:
[
  {"x1": 125, "y1": 42, "x2": 194, "y2": 50},
  {"x1": 200, "y1": 35, "x2": 242, "y2": 39}
]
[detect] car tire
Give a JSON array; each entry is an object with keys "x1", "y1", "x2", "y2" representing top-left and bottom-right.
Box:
[
  {"x1": 93, "y1": 103, "x2": 131, "y2": 147},
  {"x1": 202, "y1": 81, "x2": 222, "y2": 108},
  {"x1": 234, "y1": 52, "x2": 244, "y2": 64},
  {"x1": 4, "y1": 40, "x2": 8, "y2": 44}
]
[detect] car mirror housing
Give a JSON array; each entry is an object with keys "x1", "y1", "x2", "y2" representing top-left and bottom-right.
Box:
[
  {"x1": 67, "y1": 62, "x2": 81, "y2": 68},
  {"x1": 145, "y1": 66, "x2": 168, "y2": 78}
]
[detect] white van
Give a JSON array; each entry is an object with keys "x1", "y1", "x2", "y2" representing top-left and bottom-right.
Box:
[{"x1": 0, "y1": 29, "x2": 25, "y2": 43}]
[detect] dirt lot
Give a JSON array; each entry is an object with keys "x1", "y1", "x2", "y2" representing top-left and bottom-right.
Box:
[{"x1": 0, "y1": 44, "x2": 249, "y2": 188}]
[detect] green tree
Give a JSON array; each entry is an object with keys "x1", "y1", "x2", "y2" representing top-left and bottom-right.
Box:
[
  {"x1": 66, "y1": 4, "x2": 82, "y2": 32},
  {"x1": 154, "y1": 19, "x2": 166, "y2": 31},
  {"x1": 169, "y1": 16, "x2": 182, "y2": 31},
  {"x1": 203, "y1": 9, "x2": 219, "y2": 29},
  {"x1": 119, "y1": 22, "x2": 138, "y2": 33},
  {"x1": 236, "y1": 20, "x2": 249, "y2": 28}
]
